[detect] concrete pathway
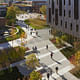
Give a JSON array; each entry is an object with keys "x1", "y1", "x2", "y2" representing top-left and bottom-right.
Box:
[{"x1": 18, "y1": 40, "x2": 79, "y2": 80}]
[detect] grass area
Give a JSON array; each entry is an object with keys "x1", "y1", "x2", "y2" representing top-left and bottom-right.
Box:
[
  {"x1": 25, "y1": 18, "x2": 49, "y2": 29},
  {"x1": 0, "y1": 25, "x2": 25, "y2": 43},
  {"x1": 60, "y1": 47, "x2": 75, "y2": 59},
  {"x1": 0, "y1": 67, "x2": 23, "y2": 80},
  {"x1": 61, "y1": 46, "x2": 80, "y2": 78}
]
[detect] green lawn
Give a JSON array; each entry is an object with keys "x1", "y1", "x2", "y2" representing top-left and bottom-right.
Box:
[
  {"x1": 25, "y1": 19, "x2": 49, "y2": 29},
  {"x1": 0, "y1": 67, "x2": 23, "y2": 80},
  {"x1": 0, "y1": 25, "x2": 25, "y2": 43},
  {"x1": 60, "y1": 47, "x2": 75, "y2": 59}
]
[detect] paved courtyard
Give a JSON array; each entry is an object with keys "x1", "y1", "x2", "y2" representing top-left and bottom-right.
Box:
[
  {"x1": 16, "y1": 21, "x2": 79, "y2": 80},
  {"x1": 0, "y1": 20, "x2": 79, "y2": 80}
]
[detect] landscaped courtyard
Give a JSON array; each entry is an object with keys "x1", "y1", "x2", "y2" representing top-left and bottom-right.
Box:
[
  {"x1": 25, "y1": 18, "x2": 49, "y2": 29},
  {"x1": 0, "y1": 25, "x2": 25, "y2": 43}
]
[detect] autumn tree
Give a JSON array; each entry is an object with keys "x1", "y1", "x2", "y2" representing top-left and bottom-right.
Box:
[
  {"x1": 6, "y1": 6, "x2": 16, "y2": 26},
  {"x1": 40, "y1": 5, "x2": 46, "y2": 15},
  {"x1": 10, "y1": 27, "x2": 16, "y2": 47},
  {"x1": 25, "y1": 54, "x2": 39, "y2": 69},
  {"x1": 20, "y1": 32, "x2": 27, "y2": 46},
  {"x1": 29, "y1": 71, "x2": 42, "y2": 80},
  {"x1": 56, "y1": 37, "x2": 62, "y2": 46},
  {"x1": 61, "y1": 35, "x2": 68, "y2": 42},
  {"x1": 75, "y1": 51, "x2": 80, "y2": 65}
]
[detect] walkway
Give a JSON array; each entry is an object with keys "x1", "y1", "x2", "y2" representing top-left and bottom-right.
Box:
[{"x1": 18, "y1": 40, "x2": 79, "y2": 80}]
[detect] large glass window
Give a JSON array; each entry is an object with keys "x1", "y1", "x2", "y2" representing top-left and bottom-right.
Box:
[
  {"x1": 69, "y1": 0, "x2": 71, "y2": 5},
  {"x1": 55, "y1": 9, "x2": 58, "y2": 25},
  {"x1": 70, "y1": 23, "x2": 72, "y2": 31},
  {"x1": 59, "y1": 0, "x2": 62, "y2": 16},
  {"x1": 76, "y1": 25, "x2": 79, "y2": 32},
  {"x1": 52, "y1": 0, "x2": 54, "y2": 14},
  {"x1": 74, "y1": 0, "x2": 79, "y2": 20}
]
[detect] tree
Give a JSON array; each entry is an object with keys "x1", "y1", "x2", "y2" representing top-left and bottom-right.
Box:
[
  {"x1": 10, "y1": 27, "x2": 16, "y2": 47},
  {"x1": 20, "y1": 32, "x2": 27, "y2": 46},
  {"x1": 25, "y1": 54, "x2": 39, "y2": 69},
  {"x1": 6, "y1": 6, "x2": 16, "y2": 26},
  {"x1": 40, "y1": 5, "x2": 46, "y2": 15},
  {"x1": 56, "y1": 37, "x2": 61, "y2": 46},
  {"x1": 29, "y1": 71, "x2": 42, "y2": 80},
  {"x1": 75, "y1": 51, "x2": 80, "y2": 65},
  {"x1": 61, "y1": 35, "x2": 68, "y2": 42}
]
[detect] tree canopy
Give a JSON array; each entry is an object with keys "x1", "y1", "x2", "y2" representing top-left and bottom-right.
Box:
[
  {"x1": 29, "y1": 71, "x2": 42, "y2": 80},
  {"x1": 25, "y1": 54, "x2": 39, "y2": 69},
  {"x1": 40, "y1": 5, "x2": 46, "y2": 15},
  {"x1": 6, "y1": 6, "x2": 16, "y2": 26}
]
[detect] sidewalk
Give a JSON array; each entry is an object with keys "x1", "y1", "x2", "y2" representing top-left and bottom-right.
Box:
[{"x1": 18, "y1": 40, "x2": 79, "y2": 80}]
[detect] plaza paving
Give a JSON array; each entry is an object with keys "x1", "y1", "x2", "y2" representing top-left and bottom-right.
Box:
[{"x1": 0, "y1": 21, "x2": 79, "y2": 80}]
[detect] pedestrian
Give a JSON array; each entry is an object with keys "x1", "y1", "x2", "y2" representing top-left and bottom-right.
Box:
[
  {"x1": 30, "y1": 32, "x2": 32, "y2": 35},
  {"x1": 49, "y1": 30, "x2": 51, "y2": 34},
  {"x1": 47, "y1": 72, "x2": 49, "y2": 80},
  {"x1": 55, "y1": 67, "x2": 59, "y2": 74},
  {"x1": 32, "y1": 46, "x2": 34, "y2": 51},
  {"x1": 50, "y1": 52, "x2": 53, "y2": 59},
  {"x1": 35, "y1": 46, "x2": 37, "y2": 50},
  {"x1": 46, "y1": 45, "x2": 48, "y2": 49},
  {"x1": 36, "y1": 31, "x2": 38, "y2": 36},
  {"x1": 50, "y1": 69, "x2": 53, "y2": 76}
]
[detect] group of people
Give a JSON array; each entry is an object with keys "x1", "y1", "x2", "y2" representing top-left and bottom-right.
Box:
[
  {"x1": 46, "y1": 45, "x2": 59, "y2": 80},
  {"x1": 32, "y1": 45, "x2": 59, "y2": 80},
  {"x1": 47, "y1": 67, "x2": 59, "y2": 80},
  {"x1": 32, "y1": 46, "x2": 37, "y2": 51},
  {"x1": 46, "y1": 45, "x2": 53, "y2": 59}
]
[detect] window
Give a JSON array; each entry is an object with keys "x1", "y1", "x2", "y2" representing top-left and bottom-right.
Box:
[
  {"x1": 69, "y1": 10, "x2": 71, "y2": 17},
  {"x1": 74, "y1": 0, "x2": 79, "y2": 20},
  {"x1": 55, "y1": 9, "x2": 58, "y2": 25},
  {"x1": 49, "y1": 8, "x2": 51, "y2": 23},
  {"x1": 69, "y1": 0, "x2": 71, "y2": 5},
  {"x1": 64, "y1": 10, "x2": 65, "y2": 16},
  {"x1": 52, "y1": 0, "x2": 54, "y2": 14},
  {"x1": 57, "y1": 0, "x2": 58, "y2": 5},
  {"x1": 76, "y1": 25, "x2": 79, "y2": 32},
  {"x1": 64, "y1": 0, "x2": 65, "y2": 5},
  {"x1": 53, "y1": 18, "x2": 54, "y2": 23},
  {"x1": 70, "y1": 23, "x2": 72, "y2": 30},
  {"x1": 61, "y1": 20, "x2": 62, "y2": 26},
  {"x1": 65, "y1": 22, "x2": 67, "y2": 28},
  {"x1": 59, "y1": 0, "x2": 62, "y2": 16}
]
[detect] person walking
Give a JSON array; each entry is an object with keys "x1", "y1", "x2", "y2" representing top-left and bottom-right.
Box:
[
  {"x1": 55, "y1": 67, "x2": 59, "y2": 74},
  {"x1": 35, "y1": 46, "x2": 37, "y2": 50},
  {"x1": 46, "y1": 45, "x2": 48, "y2": 49},
  {"x1": 36, "y1": 31, "x2": 38, "y2": 36},
  {"x1": 47, "y1": 72, "x2": 50, "y2": 80},
  {"x1": 50, "y1": 52, "x2": 53, "y2": 59}
]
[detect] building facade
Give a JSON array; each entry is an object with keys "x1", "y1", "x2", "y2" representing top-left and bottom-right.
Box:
[
  {"x1": 14, "y1": 0, "x2": 47, "y2": 13},
  {"x1": 47, "y1": 0, "x2": 80, "y2": 38}
]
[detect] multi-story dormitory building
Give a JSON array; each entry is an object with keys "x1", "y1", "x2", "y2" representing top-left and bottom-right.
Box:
[{"x1": 47, "y1": 0, "x2": 80, "y2": 39}]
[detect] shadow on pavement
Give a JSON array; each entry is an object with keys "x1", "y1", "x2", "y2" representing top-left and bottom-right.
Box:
[
  {"x1": 39, "y1": 63, "x2": 54, "y2": 75},
  {"x1": 51, "y1": 76, "x2": 57, "y2": 80},
  {"x1": 52, "y1": 58, "x2": 62, "y2": 65},
  {"x1": 25, "y1": 49, "x2": 40, "y2": 56},
  {"x1": 58, "y1": 73, "x2": 67, "y2": 80}
]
